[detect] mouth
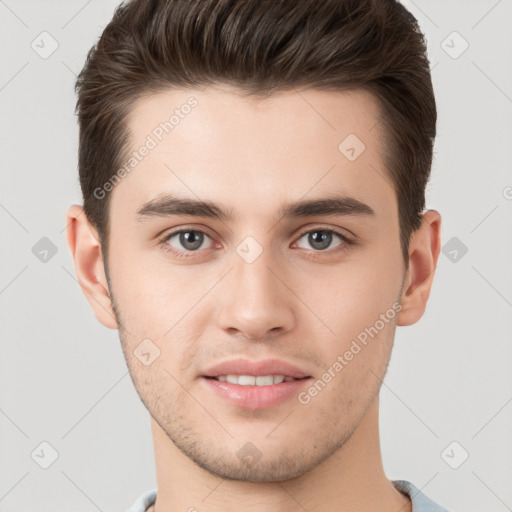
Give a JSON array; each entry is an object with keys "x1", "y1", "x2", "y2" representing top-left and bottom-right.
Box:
[{"x1": 200, "y1": 358, "x2": 313, "y2": 408}]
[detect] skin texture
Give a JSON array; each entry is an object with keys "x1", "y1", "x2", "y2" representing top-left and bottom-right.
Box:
[{"x1": 67, "y1": 85, "x2": 441, "y2": 512}]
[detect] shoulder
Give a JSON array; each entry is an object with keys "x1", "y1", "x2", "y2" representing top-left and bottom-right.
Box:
[
  {"x1": 393, "y1": 480, "x2": 450, "y2": 512},
  {"x1": 126, "y1": 488, "x2": 157, "y2": 512}
]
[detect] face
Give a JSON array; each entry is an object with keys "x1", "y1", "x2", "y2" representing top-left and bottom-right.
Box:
[{"x1": 104, "y1": 85, "x2": 406, "y2": 482}]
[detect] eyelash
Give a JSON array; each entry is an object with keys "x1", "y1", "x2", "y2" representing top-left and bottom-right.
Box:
[{"x1": 159, "y1": 226, "x2": 355, "y2": 260}]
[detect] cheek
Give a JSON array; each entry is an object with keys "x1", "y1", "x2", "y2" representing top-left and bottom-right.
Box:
[
  {"x1": 309, "y1": 258, "x2": 401, "y2": 340},
  {"x1": 301, "y1": 248, "x2": 401, "y2": 384},
  {"x1": 110, "y1": 248, "x2": 217, "y2": 347}
]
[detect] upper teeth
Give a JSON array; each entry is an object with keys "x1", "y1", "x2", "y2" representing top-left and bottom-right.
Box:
[{"x1": 214, "y1": 375, "x2": 297, "y2": 385}]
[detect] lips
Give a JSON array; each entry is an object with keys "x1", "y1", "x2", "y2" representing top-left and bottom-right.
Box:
[{"x1": 202, "y1": 358, "x2": 312, "y2": 379}]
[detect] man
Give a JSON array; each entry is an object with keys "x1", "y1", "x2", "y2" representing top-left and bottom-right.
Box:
[{"x1": 66, "y1": 0, "x2": 447, "y2": 510}]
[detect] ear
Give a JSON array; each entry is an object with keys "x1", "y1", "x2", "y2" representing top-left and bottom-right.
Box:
[
  {"x1": 396, "y1": 209, "x2": 442, "y2": 326},
  {"x1": 66, "y1": 205, "x2": 118, "y2": 329}
]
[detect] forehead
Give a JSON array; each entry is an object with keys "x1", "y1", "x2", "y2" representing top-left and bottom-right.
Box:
[
  {"x1": 125, "y1": 84, "x2": 384, "y2": 149},
  {"x1": 110, "y1": 85, "x2": 396, "y2": 226}
]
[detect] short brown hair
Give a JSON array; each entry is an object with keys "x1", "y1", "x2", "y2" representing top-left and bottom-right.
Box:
[{"x1": 75, "y1": 0, "x2": 436, "y2": 266}]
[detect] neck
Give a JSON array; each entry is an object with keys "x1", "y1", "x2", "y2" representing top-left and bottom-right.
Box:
[{"x1": 148, "y1": 397, "x2": 410, "y2": 512}]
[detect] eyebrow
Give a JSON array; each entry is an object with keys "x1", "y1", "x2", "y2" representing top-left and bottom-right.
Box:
[{"x1": 136, "y1": 193, "x2": 375, "y2": 222}]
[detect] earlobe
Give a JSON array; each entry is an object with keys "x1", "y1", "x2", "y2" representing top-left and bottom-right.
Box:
[
  {"x1": 396, "y1": 210, "x2": 442, "y2": 326},
  {"x1": 66, "y1": 205, "x2": 118, "y2": 330}
]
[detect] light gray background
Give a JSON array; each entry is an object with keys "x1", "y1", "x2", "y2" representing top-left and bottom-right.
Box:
[{"x1": 1, "y1": 1, "x2": 511, "y2": 511}]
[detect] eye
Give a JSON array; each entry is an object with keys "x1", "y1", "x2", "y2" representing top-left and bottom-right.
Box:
[
  {"x1": 294, "y1": 228, "x2": 352, "y2": 253},
  {"x1": 163, "y1": 229, "x2": 214, "y2": 256}
]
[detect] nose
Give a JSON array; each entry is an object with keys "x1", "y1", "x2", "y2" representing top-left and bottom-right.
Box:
[{"x1": 216, "y1": 244, "x2": 296, "y2": 341}]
